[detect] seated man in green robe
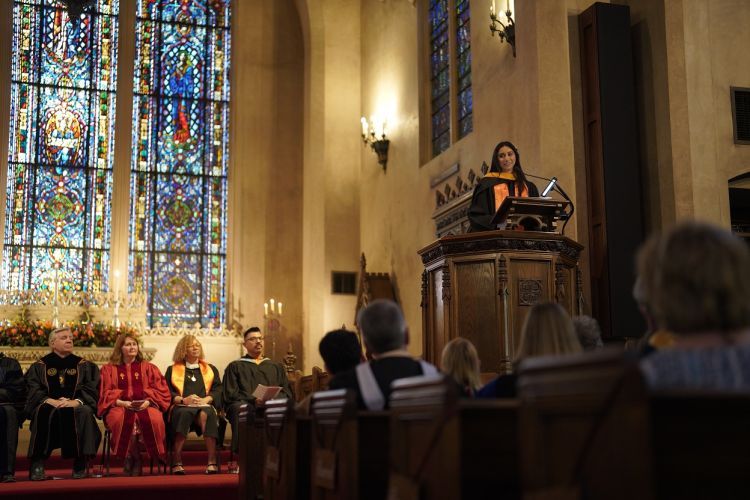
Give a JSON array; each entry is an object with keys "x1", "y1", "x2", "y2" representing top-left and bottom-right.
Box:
[
  {"x1": 222, "y1": 327, "x2": 293, "y2": 453},
  {"x1": 25, "y1": 327, "x2": 101, "y2": 481}
]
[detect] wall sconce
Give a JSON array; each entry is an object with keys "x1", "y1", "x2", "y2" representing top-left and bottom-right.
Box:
[
  {"x1": 489, "y1": 0, "x2": 516, "y2": 58},
  {"x1": 361, "y1": 116, "x2": 390, "y2": 170}
]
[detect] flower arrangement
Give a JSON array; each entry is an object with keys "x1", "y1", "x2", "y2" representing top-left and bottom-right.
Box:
[{"x1": 0, "y1": 318, "x2": 139, "y2": 347}]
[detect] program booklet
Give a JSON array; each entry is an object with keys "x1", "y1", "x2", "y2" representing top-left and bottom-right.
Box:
[{"x1": 252, "y1": 384, "x2": 282, "y2": 403}]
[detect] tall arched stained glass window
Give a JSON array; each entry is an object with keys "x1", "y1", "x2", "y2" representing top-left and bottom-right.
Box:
[
  {"x1": 3, "y1": 0, "x2": 119, "y2": 293},
  {"x1": 130, "y1": 0, "x2": 230, "y2": 327},
  {"x1": 430, "y1": 0, "x2": 450, "y2": 158},
  {"x1": 456, "y1": 0, "x2": 472, "y2": 138}
]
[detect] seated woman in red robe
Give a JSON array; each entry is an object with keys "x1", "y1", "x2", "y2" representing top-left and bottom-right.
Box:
[{"x1": 98, "y1": 334, "x2": 171, "y2": 475}]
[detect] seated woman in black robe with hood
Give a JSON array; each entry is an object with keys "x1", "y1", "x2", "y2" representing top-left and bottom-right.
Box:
[{"x1": 468, "y1": 141, "x2": 539, "y2": 232}]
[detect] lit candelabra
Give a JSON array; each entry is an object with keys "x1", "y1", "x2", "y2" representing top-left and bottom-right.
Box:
[
  {"x1": 489, "y1": 0, "x2": 516, "y2": 57},
  {"x1": 263, "y1": 298, "x2": 283, "y2": 360}
]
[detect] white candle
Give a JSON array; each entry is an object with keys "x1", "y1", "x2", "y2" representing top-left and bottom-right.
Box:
[
  {"x1": 278, "y1": 302, "x2": 283, "y2": 316},
  {"x1": 270, "y1": 298, "x2": 275, "y2": 313},
  {"x1": 491, "y1": 0, "x2": 495, "y2": 15},
  {"x1": 506, "y1": 0, "x2": 510, "y2": 13},
  {"x1": 361, "y1": 116, "x2": 369, "y2": 137},
  {"x1": 264, "y1": 302, "x2": 268, "y2": 316}
]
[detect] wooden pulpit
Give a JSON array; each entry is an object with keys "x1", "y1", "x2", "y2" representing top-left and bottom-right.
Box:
[{"x1": 419, "y1": 230, "x2": 583, "y2": 374}]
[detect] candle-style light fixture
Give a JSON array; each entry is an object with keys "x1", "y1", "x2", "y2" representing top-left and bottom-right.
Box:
[
  {"x1": 263, "y1": 298, "x2": 283, "y2": 360},
  {"x1": 112, "y1": 269, "x2": 121, "y2": 329},
  {"x1": 360, "y1": 116, "x2": 390, "y2": 170},
  {"x1": 489, "y1": 0, "x2": 516, "y2": 57}
]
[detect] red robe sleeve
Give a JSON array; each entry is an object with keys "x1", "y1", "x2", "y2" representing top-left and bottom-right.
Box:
[
  {"x1": 98, "y1": 363, "x2": 123, "y2": 418},
  {"x1": 142, "y1": 361, "x2": 172, "y2": 412}
]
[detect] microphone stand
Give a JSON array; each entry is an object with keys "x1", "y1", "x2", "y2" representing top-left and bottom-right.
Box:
[{"x1": 524, "y1": 173, "x2": 575, "y2": 234}]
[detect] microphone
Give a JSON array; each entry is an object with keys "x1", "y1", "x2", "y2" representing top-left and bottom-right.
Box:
[
  {"x1": 541, "y1": 177, "x2": 558, "y2": 197},
  {"x1": 524, "y1": 173, "x2": 575, "y2": 234}
]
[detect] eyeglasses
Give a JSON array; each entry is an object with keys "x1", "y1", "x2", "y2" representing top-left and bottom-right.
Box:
[{"x1": 246, "y1": 337, "x2": 264, "y2": 343}]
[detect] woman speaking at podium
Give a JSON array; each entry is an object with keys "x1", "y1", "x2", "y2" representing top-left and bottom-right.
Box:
[{"x1": 468, "y1": 141, "x2": 539, "y2": 231}]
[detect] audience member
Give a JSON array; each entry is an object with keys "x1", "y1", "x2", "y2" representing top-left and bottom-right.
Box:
[
  {"x1": 165, "y1": 335, "x2": 223, "y2": 475},
  {"x1": 25, "y1": 327, "x2": 101, "y2": 481},
  {"x1": 329, "y1": 300, "x2": 438, "y2": 410},
  {"x1": 440, "y1": 338, "x2": 482, "y2": 397},
  {"x1": 572, "y1": 315, "x2": 604, "y2": 351},
  {"x1": 477, "y1": 302, "x2": 582, "y2": 398},
  {"x1": 638, "y1": 222, "x2": 750, "y2": 390},
  {"x1": 222, "y1": 327, "x2": 293, "y2": 454},
  {"x1": 319, "y1": 328, "x2": 364, "y2": 375},
  {"x1": 98, "y1": 334, "x2": 171, "y2": 475},
  {"x1": 0, "y1": 352, "x2": 24, "y2": 482}
]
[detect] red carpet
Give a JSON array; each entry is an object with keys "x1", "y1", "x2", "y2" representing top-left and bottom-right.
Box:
[{"x1": 2, "y1": 451, "x2": 238, "y2": 499}]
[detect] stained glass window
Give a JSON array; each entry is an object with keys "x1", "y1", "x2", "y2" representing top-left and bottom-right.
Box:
[
  {"x1": 130, "y1": 0, "x2": 230, "y2": 327},
  {"x1": 430, "y1": 0, "x2": 450, "y2": 157},
  {"x1": 3, "y1": 0, "x2": 119, "y2": 294},
  {"x1": 456, "y1": 0, "x2": 472, "y2": 138}
]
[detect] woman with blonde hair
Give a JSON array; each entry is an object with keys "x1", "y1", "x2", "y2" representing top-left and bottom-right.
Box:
[
  {"x1": 440, "y1": 337, "x2": 482, "y2": 397},
  {"x1": 165, "y1": 335, "x2": 222, "y2": 475},
  {"x1": 477, "y1": 302, "x2": 582, "y2": 398},
  {"x1": 98, "y1": 333, "x2": 171, "y2": 475}
]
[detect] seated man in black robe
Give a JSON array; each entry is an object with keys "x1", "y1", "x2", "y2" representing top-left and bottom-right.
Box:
[
  {"x1": 25, "y1": 327, "x2": 101, "y2": 480},
  {"x1": 0, "y1": 352, "x2": 25, "y2": 482},
  {"x1": 329, "y1": 300, "x2": 438, "y2": 410},
  {"x1": 222, "y1": 327, "x2": 293, "y2": 453}
]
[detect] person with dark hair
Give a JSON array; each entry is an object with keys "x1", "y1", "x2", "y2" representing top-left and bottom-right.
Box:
[
  {"x1": 319, "y1": 329, "x2": 363, "y2": 375},
  {"x1": 25, "y1": 327, "x2": 101, "y2": 481},
  {"x1": 468, "y1": 141, "x2": 540, "y2": 232},
  {"x1": 0, "y1": 352, "x2": 24, "y2": 482},
  {"x1": 222, "y1": 326, "x2": 293, "y2": 454},
  {"x1": 638, "y1": 222, "x2": 750, "y2": 390},
  {"x1": 98, "y1": 334, "x2": 171, "y2": 475},
  {"x1": 329, "y1": 300, "x2": 438, "y2": 410}
]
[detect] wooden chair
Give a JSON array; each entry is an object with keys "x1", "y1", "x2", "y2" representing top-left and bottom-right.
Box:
[
  {"x1": 310, "y1": 389, "x2": 390, "y2": 500},
  {"x1": 388, "y1": 374, "x2": 521, "y2": 499},
  {"x1": 101, "y1": 427, "x2": 164, "y2": 476},
  {"x1": 517, "y1": 350, "x2": 653, "y2": 500},
  {"x1": 312, "y1": 366, "x2": 330, "y2": 392},
  {"x1": 263, "y1": 398, "x2": 311, "y2": 500}
]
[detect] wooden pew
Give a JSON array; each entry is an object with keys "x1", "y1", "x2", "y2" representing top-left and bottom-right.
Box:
[
  {"x1": 388, "y1": 374, "x2": 521, "y2": 499},
  {"x1": 238, "y1": 403, "x2": 267, "y2": 500},
  {"x1": 517, "y1": 349, "x2": 653, "y2": 500},
  {"x1": 650, "y1": 391, "x2": 750, "y2": 499},
  {"x1": 263, "y1": 398, "x2": 311, "y2": 500},
  {"x1": 310, "y1": 389, "x2": 390, "y2": 500}
]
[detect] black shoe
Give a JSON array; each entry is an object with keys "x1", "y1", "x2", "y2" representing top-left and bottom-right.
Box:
[
  {"x1": 29, "y1": 460, "x2": 45, "y2": 481},
  {"x1": 0, "y1": 474, "x2": 15, "y2": 483},
  {"x1": 72, "y1": 458, "x2": 87, "y2": 479}
]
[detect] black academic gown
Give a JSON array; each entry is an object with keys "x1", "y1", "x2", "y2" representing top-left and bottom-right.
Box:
[
  {"x1": 222, "y1": 357, "x2": 293, "y2": 452},
  {"x1": 468, "y1": 176, "x2": 539, "y2": 232},
  {"x1": 0, "y1": 354, "x2": 24, "y2": 476},
  {"x1": 25, "y1": 352, "x2": 101, "y2": 459}
]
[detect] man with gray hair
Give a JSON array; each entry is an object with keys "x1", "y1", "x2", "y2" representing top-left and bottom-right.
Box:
[
  {"x1": 329, "y1": 300, "x2": 437, "y2": 410},
  {"x1": 24, "y1": 327, "x2": 101, "y2": 480}
]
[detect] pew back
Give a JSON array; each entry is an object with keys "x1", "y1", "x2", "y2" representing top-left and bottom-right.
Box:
[
  {"x1": 517, "y1": 350, "x2": 653, "y2": 500},
  {"x1": 263, "y1": 398, "x2": 311, "y2": 500},
  {"x1": 309, "y1": 389, "x2": 390, "y2": 500},
  {"x1": 389, "y1": 374, "x2": 521, "y2": 499},
  {"x1": 650, "y1": 391, "x2": 750, "y2": 499}
]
